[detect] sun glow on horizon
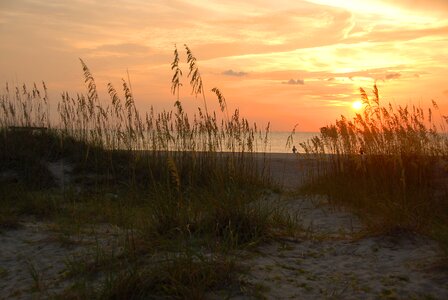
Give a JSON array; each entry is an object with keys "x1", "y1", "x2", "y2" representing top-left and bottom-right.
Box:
[
  {"x1": 352, "y1": 101, "x2": 363, "y2": 111},
  {"x1": 0, "y1": 0, "x2": 447, "y2": 131}
]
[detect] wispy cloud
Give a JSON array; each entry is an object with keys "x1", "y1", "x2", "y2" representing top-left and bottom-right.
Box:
[
  {"x1": 94, "y1": 43, "x2": 151, "y2": 55},
  {"x1": 222, "y1": 69, "x2": 247, "y2": 77},
  {"x1": 283, "y1": 79, "x2": 305, "y2": 85},
  {"x1": 385, "y1": 72, "x2": 401, "y2": 80},
  {"x1": 381, "y1": 0, "x2": 448, "y2": 16}
]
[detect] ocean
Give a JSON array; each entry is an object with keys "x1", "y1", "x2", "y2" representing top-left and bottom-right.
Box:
[
  {"x1": 266, "y1": 132, "x2": 318, "y2": 153},
  {"x1": 75, "y1": 129, "x2": 319, "y2": 153}
]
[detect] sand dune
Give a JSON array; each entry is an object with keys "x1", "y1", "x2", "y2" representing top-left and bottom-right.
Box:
[{"x1": 1, "y1": 154, "x2": 447, "y2": 299}]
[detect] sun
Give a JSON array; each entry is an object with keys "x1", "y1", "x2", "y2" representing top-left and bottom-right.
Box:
[{"x1": 352, "y1": 100, "x2": 363, "y2": 111}]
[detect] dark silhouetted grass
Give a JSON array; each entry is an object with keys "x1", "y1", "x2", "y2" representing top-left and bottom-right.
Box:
[
  {"x1": 0, "y1": 45, "x2": 294, "y2": 298},
  {"x1": 301, "y1": 85, "x2": 448, "y2": 249}
]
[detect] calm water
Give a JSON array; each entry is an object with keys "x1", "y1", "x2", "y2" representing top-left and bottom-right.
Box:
[
  {"x1": 266, "y1": 132, "x2": 318, "y2": 153},
  {"x1": 88, "y1": 130, "x2": 319, "y2": 153}
]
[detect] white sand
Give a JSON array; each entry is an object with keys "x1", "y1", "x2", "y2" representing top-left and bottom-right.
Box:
[
  {"x1": 237, "y1": 154, "x2": 448, "y2": 299},
  {"x1": 46, "y1": 159, "x2": 73, "y2": 188},
  {"x1": 0, "y1": 220, "x2": 123, "y2": 299},
  {"x1": 238, "y1": 194, "x2": 447, "y2": 299}
]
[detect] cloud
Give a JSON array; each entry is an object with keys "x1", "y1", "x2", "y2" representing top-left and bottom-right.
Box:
[
  {"x1": 385, "y1": 72, "x2": 401, "y2": 80},
  {"x1": 381, "y1": 0, "x2": 448, "y2": 16},
  {"x1": 283, "y1": 78, "x2": 305, "y2": 85},
  {"x1": 189, "y1": 2, "x2": 354, "y2": 60},
  {"x1": 222, "y1": 69, "x2": 247, "y2": 77},
  {"x1": 94, "y1": 43, "x2": 150, "y2": 54}
]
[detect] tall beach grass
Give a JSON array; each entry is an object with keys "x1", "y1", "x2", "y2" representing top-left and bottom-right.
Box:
[
  {"x1": 301, "y1": 85, "x2": 448, "y2": 246},
  {"x1": 0, "y1": 45, "x2": 294, "y2": 298}
]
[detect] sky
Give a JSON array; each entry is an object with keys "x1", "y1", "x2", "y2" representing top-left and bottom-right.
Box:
[{"x1": 1, "y1": 0, "x2": 447, "y2": 131}]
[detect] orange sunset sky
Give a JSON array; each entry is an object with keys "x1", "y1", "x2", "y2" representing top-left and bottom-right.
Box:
[{"x1": 1, "y1": 0, "x2": 447, "y2": 131}]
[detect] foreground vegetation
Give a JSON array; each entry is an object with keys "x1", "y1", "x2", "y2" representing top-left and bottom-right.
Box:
[
  {"x1": 0, "y1": 46, "x2": 295, "y2": 299},
  {"x1": 2, "y1": 45, "x2": 447, "y2": 298},
  {"x1": 300, "y1": 85, "x2": 448, "y2": 252}
]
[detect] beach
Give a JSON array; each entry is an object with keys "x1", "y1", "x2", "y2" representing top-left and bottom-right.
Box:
[{"x1": 1, "y1": 153, "x2": 447, "y2": 299}]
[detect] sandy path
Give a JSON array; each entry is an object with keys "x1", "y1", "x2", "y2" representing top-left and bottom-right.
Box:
[
  {"x1": 238, "y1": 154, "x2": 448, "y2": 299},
  {"x1": 237, "y1": 193, "x2": 448, "y2": 299},
  {"x1": 242, "y1": 231, "x2": 446, "y2": 299},
  {"x1": 257, "y1": 153, "x2": 317, "y2": 190}
]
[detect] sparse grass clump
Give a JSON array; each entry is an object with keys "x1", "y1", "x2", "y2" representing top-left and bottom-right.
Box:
[
  {"x1": 301, "y1": 85, "x2": 448, "y2": 241},
  {"x1": 101, "y1": 252, "x2": 240, "y2": 300}
]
